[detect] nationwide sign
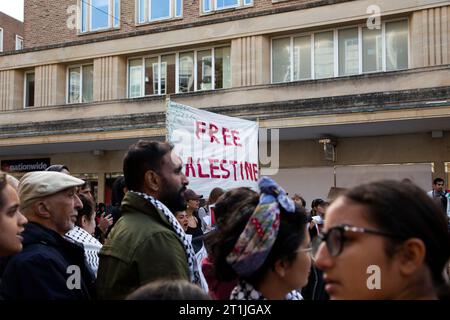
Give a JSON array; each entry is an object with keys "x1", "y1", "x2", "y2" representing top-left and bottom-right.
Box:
[
  {"x1": 166, "y1": 101, "x2": 259, "y2": 197},
  {"x1": 1, "y1": 158, "x2": 51, "y2": 173}
]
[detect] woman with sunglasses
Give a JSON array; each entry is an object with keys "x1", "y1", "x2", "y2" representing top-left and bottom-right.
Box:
[
  {"x1": 210, "y1": 177, "x2": 312, "y2": 300},
  {"x1": 315, "y1": 180, "x2": 450, "y2": 300}
]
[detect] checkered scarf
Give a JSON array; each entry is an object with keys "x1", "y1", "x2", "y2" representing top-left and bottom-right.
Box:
[{"x1": 130, "y1": 191, "x2": 201, "y2": 285}]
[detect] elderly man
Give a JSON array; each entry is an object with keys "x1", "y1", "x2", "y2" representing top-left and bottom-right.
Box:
[
  {"x1": 96, "y1": 140, "x2": 199, "y2": 299},
  {"x1": 0, "y1": 171, "x2": 95, "y2": 300}
]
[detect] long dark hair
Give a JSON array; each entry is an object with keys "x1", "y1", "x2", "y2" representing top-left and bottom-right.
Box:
[{"x1": 344, "y1": 180, "x2": 450, "y2": 295}]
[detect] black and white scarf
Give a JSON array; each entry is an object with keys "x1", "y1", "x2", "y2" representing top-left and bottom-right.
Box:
[
  {"x1": 130, "y1": 191, "x2": 201, "y2": 285},
  {"x1": 230, "y1": 280, "x2": 303, "y2": 300}
]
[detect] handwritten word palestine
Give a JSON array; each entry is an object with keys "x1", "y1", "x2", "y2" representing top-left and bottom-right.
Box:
[{"x1": 185, "y1": 157, "x2": 258, "y2": 182}]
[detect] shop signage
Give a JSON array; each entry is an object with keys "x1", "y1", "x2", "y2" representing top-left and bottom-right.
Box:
[{"x1": 1, "y1": 158, "x2": 51, "y2": 173}]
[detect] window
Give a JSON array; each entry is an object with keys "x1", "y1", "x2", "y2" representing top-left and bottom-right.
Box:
[
  {"x1": 68, "y1": 64, "x2": 94, "y2": 103},
  {"x1": 178, "y1": 52, "x2": 194, "y2": 93},
  {"x1": 338, "y1": 28, "x2": 358, "y2": 76},
  {"x1": 15, "y1": 35, "x2": 24, "y2": 50},
  {"x1": 362, "y1": 27, "x2": 382, "y2": 73},
  {"x1": 81, "y1": 0, "x2": 120, "y2": 32},
  {"x1": 0, "y1": 28, "x2": 3, "y2": 52},
  {"x1": 293, "y1": 36, "x2": 311, "y2": 80},
  {"x1": 24, "y1": 72, "x2": 35, "y2": 108},
  {"x1": 128, "y1": 46, "x2": 231, "y2": 97},
  {"x1": 180, "y1": 47, "x2": 231, "y2": 92},
  {"x1": 202, "y1": 0, "x2": 252, "y2": 13},
  {"x1": 271, "y1": 19, "x2": 409, "y2": 83},
  {"x1": 272, "y1": 38, "x2": 290, "y2": 83},
  {"x1": 214, "y1": 47, "x2": 231, "y2": 89},
  {"x1": 314, "y1": 31, "x2": 334, "y2": 79},
  {"x1": 137, "y1": 0, "x2": 182, "y2": 23},
  {"x1": 385, "y1": 20, "x2": 408, "y2": 71}
]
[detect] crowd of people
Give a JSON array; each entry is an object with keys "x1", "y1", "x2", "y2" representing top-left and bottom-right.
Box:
[{"x1": 0, "y1": 139, "x2": 449, "y2": 300}]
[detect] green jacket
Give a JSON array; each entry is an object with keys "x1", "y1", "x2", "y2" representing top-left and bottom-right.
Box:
[{"x1": 96, "y1": 192, "x2": 189, "y2": 299}]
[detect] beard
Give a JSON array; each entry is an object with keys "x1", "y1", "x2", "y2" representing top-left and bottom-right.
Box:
[{"x1": 158, "y1": 183, "x2": 187, "y2": 213}]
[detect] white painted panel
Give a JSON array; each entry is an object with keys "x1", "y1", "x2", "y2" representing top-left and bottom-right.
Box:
[{"x1": 335, "y1": 163, "x2": 432, "y2": 191}]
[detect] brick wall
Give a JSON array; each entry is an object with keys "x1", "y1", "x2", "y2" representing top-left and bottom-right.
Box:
[
  {"x1": 24, "y1": 0, "x2": 341, "y2": 49},
  {"x1": 0, "y1": 12, "x2": 24, "y2": 52}
]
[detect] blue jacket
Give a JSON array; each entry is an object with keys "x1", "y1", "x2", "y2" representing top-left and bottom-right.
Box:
[{"x1": 0, "y1": 222, "x2": 95, "y2": 300}]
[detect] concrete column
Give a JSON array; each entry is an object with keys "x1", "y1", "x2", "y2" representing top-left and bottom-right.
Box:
[
  {"x1": 97, "y1": 172, "x2": 106, "y2": 204},
  {"x1": 93, "y1": 55, "x2": 127, "y2": 102},
  {"x1": 34, "y1": 64, "x2": 66, "y2": 107},
  {"x1": 410, "y1": 6, "x2": 450, "y2": 68},
  {"x1": 0, "y1": 69, "x2": 24, "y2": 111},
  {"x1": 231, "y1": 35, "x2": 270, "y2": 87}
]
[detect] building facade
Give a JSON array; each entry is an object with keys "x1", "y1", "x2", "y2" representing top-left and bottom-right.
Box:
[
  {"x1": 0, "y1": 0, "x2": 449, "y2": 204},
  {"x1": 0, "y1": 11, "x2": 24, "y2": 53}
]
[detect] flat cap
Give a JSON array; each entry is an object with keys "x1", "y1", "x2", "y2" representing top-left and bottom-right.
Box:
[{"x1": 19, "y1": 171, "x2": 84, "y2": 209}]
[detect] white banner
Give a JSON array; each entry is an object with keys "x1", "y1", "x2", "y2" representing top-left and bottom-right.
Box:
[{"x1": 167, "y1": 101, "x2": 259, "y2": 198}]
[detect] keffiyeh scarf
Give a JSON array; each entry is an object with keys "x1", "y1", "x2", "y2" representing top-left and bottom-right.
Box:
[
  {"x1": 130, "y1": 191, "x2": 201, "y2": 285},
  {"x1": 230, "y1": 280, "x2": 303, "y2": 300}
]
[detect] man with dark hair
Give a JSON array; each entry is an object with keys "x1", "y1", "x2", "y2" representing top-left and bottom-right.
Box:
[
  {"x1": 427, "y1": 177, "x2": 448, "y2": 214},
  {"x1": 96, "y1": 140, "x2": 198, "y2": 299}
]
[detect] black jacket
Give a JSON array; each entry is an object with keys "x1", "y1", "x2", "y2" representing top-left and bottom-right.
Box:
[{"x1": 0, "y1": 222, "x2": 95, "y2": 300}]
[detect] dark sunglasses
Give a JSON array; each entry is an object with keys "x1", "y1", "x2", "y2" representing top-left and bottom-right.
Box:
[{"x1": 318, "y1": 224, "x2": 405, "y2": 257}]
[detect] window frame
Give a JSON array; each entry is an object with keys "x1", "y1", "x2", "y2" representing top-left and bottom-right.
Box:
[
  {"x1": 126, "y1": 44, "x2": 231, "y2": 98},
  {"x1": 0, "y1": 28, "x2": 3, "y2": 52},
  {"x1": 80, "y1": 0, "x2": 120, "y2": 33},
  {"x1": 15, "y1": 35, "x2": 23, "y2": 50},
  {"x1": 271, "y1": 17, "x2": 409, "y2": 84},
  {"x1": 136, "y1": 0, "x2": 182, "y2": 24},
  {"x1": 66, "y1": 63, "x2": 95, "y2": 104},
  {"x1": 23, "y1": 71, "x2": 35, "y2": 109},
  {"x1": 202, "y1": 0, "x2": 253, "y2": 14}
]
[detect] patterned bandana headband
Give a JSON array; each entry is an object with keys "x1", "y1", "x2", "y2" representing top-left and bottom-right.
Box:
[{"x1": 226, "y1": 176, "x2": 296, "y2": 277}]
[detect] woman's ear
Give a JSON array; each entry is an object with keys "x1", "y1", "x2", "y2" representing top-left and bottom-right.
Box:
[
  {"x1": 274, "y1": 259, "x2": 287, "y2": 278},
  {"x1": 81, "y1": 215, "x2": 88, "y2": 228},
  {"x1": 396, "y1": 238, "x2": 426, "y2": 276},
  {"x1": 144, "y1": 170, "x2": 160, "y2": 192}
]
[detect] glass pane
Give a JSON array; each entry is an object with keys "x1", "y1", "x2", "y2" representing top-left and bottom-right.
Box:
[
  {"x1": 215, "y1": 47, "x2": 231, "y2": 89},
  {"x1": 216, "y1": 0, "x2": 239, "y2": 10},
  {"x1": 82, "y1": 65, "x2": 94, "y2": 103},
  {"x1": 139, "y1": 0, "x2": 146, "y2": 22},
  {"x1": 114, "y1": 0, "x2": 120, "y2": 27},
  {"x1": 244, "y1": 0, "x2": 252, "y2": 5},
  {"x1": 293, "y1": 36, "x2": 311, "y2": 80},
  {"x1": 69, "y1": 67, "x2": 81, "y2": 103},
  {"x1": 151, "y1": 0, "x2": 171, "y2": 20},
  {"x1": 197, "y1": 50, "x2": 212, "y2": 91},
  {"x1": 338, "y1": 28, "x2": 359, "y2": 76},
  {"x1": 176, "y1": 0, "x2": 182, "y2": 17},
  {"x1": 25, "y1": 73, "x2": 35, "y2": 107},
  {"x1": 362, "y1": 27, "x2": 382, "y2": 72},
  {"x1": 386, "y1": 20, "x2": 408, "y2": 71},
  {"x1": 203, "y1": 0, "x2": 211, "y2": 12},
  {"x1": 314, "y1": 31, "x2": 334, "y2": 79},
  {"x1": 91, "y1": 0, "x2": 110, "y2": 30},
  {"x1": 82, "y1": 1, "x2": 88, "y2": 32},
  {"x1": 145, "y1": 57, "x2": 159, "y2": 95},
  {"x1": 161, "y1": 54, "x2": 176, "y2": 94},
  {"x1": 272, "y1": 38, "x2": 290, "y2": 83},
  {"x1": 179, "y1": 52, "x2": 194, "y2": 92},
  {"x1": 129, "y1": 59, "x2": 143, "y2": 98}
]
